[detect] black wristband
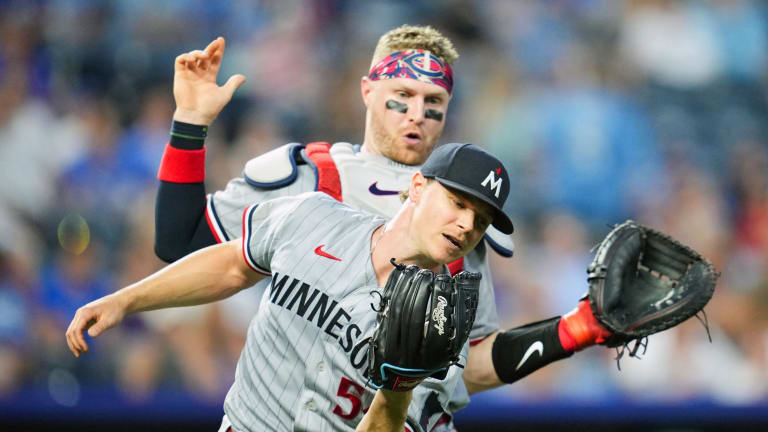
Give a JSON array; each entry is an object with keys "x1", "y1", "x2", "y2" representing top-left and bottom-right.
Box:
[
  {"x1": 491, "y1": 316, "x2": 572, "y2": 384},
  {"x1": 169, "y1": 121, "x2": 207, "y2": 150}
]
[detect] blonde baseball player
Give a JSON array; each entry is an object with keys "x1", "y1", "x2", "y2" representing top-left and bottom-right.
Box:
[{"x1": 152, "y1": 26, "x2": 616, "y2": 430}]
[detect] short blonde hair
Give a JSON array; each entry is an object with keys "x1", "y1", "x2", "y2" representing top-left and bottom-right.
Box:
[{"x1": 370, "y1": 25, "x2": 459, "y2": 70}]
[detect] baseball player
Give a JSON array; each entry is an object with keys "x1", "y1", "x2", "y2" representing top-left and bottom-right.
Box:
[
  {"x1": 154, "y1": 26, "x2": 614, "y2": 428},
  {"x1": 67, "y1": 143, "x2": 515, "y2": 432}
]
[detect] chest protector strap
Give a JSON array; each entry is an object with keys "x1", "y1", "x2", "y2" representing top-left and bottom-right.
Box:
[{"x1": 304, "y1": 142, "x2": 343, "y2": 202}]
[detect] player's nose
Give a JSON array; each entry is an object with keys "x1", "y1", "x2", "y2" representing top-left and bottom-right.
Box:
[
  {"x1": 407, "y1": 99, "x2": 425, "y2": 124},
  {"x1": 455, "y1": 209, "x2": 475, "y2": 233}
]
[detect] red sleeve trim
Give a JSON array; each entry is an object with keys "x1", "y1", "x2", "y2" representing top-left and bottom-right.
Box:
[
  {"x1": 205, "y1": 196, "x2": 224, "y2": 244},
  {"x1": 205, "y1": 209, "x2": 222, "y2": 243},
  {"x1": 469, "y1": 335, "x2": 488, "y2": 347},
  {"x1": 157, "y1": 143, "x2": 206, "y2": 183}
]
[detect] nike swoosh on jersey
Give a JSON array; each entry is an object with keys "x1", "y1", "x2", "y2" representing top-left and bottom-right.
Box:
[
  {"x1": 314, "y1": 245, "x2": 342, "y2": 261},
  {"x1": 368, "y1": 182, "x2": 400, "y2": 196},
  {"x1": 515, "y1": 341, "x2": 543, "y2": 370}
]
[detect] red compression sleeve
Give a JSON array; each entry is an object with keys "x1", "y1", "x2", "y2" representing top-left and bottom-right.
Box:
[
  {"x1": 558, "y1": 299, "x2": 612, "y2": 352},
  {"x1": 157, "y1": 143, "x2": 206, "y2": 183}
]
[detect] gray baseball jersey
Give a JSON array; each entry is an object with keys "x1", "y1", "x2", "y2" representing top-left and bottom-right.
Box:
[
  {"x1": 224, "y1": 192, "x2": 467, "y2": 431},
  {"x1": 208, "y1": 142, "x2": 500, "y2": 343}
]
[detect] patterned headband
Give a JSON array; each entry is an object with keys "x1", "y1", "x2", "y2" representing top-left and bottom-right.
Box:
[{"x1": 367, "y1": 49, "x2": 454, "y2": 94}]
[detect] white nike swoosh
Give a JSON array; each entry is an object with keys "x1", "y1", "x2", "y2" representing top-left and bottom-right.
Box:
[{"x1": 515, "y1": 341, "x2": 544, "y2": 370}]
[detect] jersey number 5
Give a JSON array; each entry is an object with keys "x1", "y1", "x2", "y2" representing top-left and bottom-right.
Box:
[{"x1": 332, "y1": 376, "x2": 365, "y2": 420}]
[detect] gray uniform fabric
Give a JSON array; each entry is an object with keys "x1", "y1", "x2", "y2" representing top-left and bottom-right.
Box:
[
  {"x1": 209, "y1": 143, "x2": 500, "y2": 342},
  {"x1": 224, "y1": 193, "x2": 466, "y2": 431}
]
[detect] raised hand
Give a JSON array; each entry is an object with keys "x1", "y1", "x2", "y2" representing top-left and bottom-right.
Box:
[{"x1": 172, "y1": 37, "x2": 246, "y2": 125}]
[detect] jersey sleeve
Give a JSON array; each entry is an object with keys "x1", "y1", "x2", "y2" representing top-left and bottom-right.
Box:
[
  {"x1": 208, "y1": 164, "x2": 318, "y2": 243},
  {"x1": 463, "y1": 243, "x2": 501, "y2": 343},
  {"x1": 241, "y1": 192, "x2": 340, "y2": 275},
  {"x1": 240, "y1": 195, "x2": 303, "y2": 274}
]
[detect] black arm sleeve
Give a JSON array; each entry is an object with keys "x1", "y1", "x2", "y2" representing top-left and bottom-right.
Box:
[
  {"x1": 154, "y1": 121, "x2": 217, "y2": 263},
  {"x1": 154, "y1": 181, "x2": 216, "y2": 263},
  {"x1": 491, "y1": 316, "x2": 573, "y2": 384}
]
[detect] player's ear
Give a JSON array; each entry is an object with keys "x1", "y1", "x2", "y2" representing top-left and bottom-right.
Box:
[
  {"x1": 361, "y1": 76, "x2": 373, "y2": 108},
  {"x1": 409, "y1": 172, "x2": 428, "y2": 204}
]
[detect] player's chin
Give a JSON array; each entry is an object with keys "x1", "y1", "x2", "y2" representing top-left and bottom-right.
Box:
[
  {"x1": 434, "y1": 243, "x2": 464, "y2": 264},
  {"x1": 396, "y1": 148, "x2": 429, "y2": 165},
  {"x1": 395, "y1": 139, "x2": 435, "y2": 165}
]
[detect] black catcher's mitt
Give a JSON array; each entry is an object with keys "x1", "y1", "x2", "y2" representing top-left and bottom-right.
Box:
[
  {"x1": 368, "y1": 259, "x2": 480, "y2": 392},
  {"x1": 588, "y1": 220, "x2": 718, "y2": 357}
]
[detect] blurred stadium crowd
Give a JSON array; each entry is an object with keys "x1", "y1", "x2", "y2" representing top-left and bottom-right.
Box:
[{"x1": 1, "y1": 0, "x2": 767, "y2": 416}]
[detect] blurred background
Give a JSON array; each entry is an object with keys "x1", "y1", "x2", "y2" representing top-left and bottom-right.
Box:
[{"x1": 1, "y1": 0, "x2": 767, "y2": 430}]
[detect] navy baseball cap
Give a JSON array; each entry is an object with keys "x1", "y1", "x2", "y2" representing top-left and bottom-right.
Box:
[{"x1": 421, "y1": 143, "x2": 514, "y2": 234}]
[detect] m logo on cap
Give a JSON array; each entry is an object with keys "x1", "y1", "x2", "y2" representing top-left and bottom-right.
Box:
[{"x1": 481, "y1": 170, "x2": 503, "y2": 198}]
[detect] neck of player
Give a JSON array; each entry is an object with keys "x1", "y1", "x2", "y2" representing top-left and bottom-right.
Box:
[{"x1": 370, "y1": 222, "x2": 442, "y2": 287}]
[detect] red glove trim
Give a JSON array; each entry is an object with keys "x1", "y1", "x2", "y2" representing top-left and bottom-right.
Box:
[
  {"x1": 558, "y1": 299, "x2": 612, "y2": 352},
  {"x1": 157, "y1": 143, "x2": 206, "y2": 183}
]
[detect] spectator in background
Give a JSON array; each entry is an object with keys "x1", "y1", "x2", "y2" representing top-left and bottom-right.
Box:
[
  {"x1": 710, "y1": 0, "x2": 767, "y2": 85},
  {"x1": 56, "y1": 99, "x2": 149, "y2": 250},
  {"x1": 0, "y1": 66, "x2": 83, "y2": 225},
  {"x1": 619, "y1": 0, "x2": 722, "y2": 89},
  {"x1": 114, "y1": 87, "x2": 176, "y2": 182},
  {"x1": 0, "y1": 205, "x2": 42, "y2": 397},
  {"x1": 0, "y1": 250, "x2": 31, "y2": 396},
  {"x1": 485, "y1": 38, "x2": 668, "y2": 227}
]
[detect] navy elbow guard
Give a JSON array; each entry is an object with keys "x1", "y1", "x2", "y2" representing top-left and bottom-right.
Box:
[{"x1": 491, "y1": 316, "x2": 573, "y2": 384}]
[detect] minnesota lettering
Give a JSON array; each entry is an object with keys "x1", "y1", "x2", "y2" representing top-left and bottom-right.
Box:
[{"x1": 269, "y1": 273, "x2": 371, "y2": 373}]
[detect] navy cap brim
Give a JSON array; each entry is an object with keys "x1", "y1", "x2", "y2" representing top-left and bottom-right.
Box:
[{"x1": 432, "y1": 176, "x2": 514, "y2": 234}]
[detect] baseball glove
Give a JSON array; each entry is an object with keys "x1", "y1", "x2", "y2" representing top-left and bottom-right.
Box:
[
  {"x1": 587, "y1": 220, "x2": 718, "y2": 358},
  {"x1": 367, "y1": 259, "x2": 480, "y2": 392}
]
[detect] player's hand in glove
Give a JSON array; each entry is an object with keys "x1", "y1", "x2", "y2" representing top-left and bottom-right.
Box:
[
  {"x1": 173, "y1": 37, "x2": 246, "y2": 125},
  {"x1": 368, "y1": 259, "x2": 480, "y2": 391},
  {"x1": 561, "y1": 220, "x2": 718, "y2": 359}
]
